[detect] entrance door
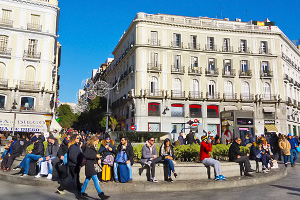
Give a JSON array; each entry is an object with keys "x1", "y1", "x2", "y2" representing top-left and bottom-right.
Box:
[{"x1": 239, "y1": 127, "x2": 250, "y2": 146}]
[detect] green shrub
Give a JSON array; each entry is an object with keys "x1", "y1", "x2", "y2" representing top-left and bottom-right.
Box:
[{"x1": 174, "y1": 144, "x2": 200, "y2": 162}]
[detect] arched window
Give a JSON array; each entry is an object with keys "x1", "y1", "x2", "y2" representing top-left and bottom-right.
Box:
[
  {"x1": 241, "y1": 82, "x2": 250, "y2": 100},
  {"x1": 172, "y1": 78, "x2": 182, "y2": 97},
  {"x1": 208, "y1": 80, "x2": 216, "y2": 98},
  {"x1": 25, "y1": 66, "x2": 36, "y2": 82},
  {"x1": 224, "y1": 81, "x2": 233, "y2": 99},
  {"x1": 263, "y1": 82, "x2": 271, "y2": 100},
  {"x1": 191, "y1": 79, "x2": 199, "y2": 98},
  {"x1": 148, "y1": 102, "x2": 160, "y2": 116},
  {"x1": 0, "y1": 62, "x2": 5, "y2": 79},
  {"x1": 149, "y1": 76, "x2": 158, "y2": 96}
]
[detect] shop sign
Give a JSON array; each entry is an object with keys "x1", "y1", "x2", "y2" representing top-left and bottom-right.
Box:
[
  {"x1": 237, "y1": 118, "x2": 253, "y2": 125},
  {"x1": 264, "y1": 120, "x2": 275, "y2": 125}
]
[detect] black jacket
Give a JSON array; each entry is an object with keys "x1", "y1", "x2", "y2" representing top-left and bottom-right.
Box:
[
  {"x1": 10, "y1": 140, "x2": 22, "y2": 157},
  {"x1": 186, "y1": 133, "x2": 194, "y2": 144},
  {"x1": 116, "y1": 142, "x2": 134, "y2": 165},
  {"x1": 99, "y1": 140, "x2": 116, "y2": 159},
  {"x1": 57, "y1": 139, "x2": 68, "y2": 159},
  {"x1": 229, "y1": 141, "x2": 245, "y2": 161},
  {"x1": 31, "y1": 140, "x2": 44, "y2": 157},
  {"x1": 68, "y1": 143, "x2": 83, "y2": 167},
  {"x1": 45, "y1": 139, "x2": 59, "y2": 157},
  {"x1": 83, "y1": 146, "x2": 98, "y2": 177}
]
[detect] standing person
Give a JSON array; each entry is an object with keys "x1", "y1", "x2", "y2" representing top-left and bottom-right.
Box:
[
  {"x1": 1, "y1": 136, "x2": 22, "y2": 171},
  {"x1": 178, "y1": 132, "x2": 185, "y2": 145},
  {"x1": 114, "y1": 137, "x2": 134, "y2": 182},
  {"x1": 200, "y1": 135, "x2": 226, "y2": 180},
  {"x1": 80, "y1": 136, "x2": 109, "y2": 200},
  {"x1": 186, "y1": 131, "x2": 195, "y2": 146},
  {"x1": 269, "y1": 133, "x2": 280, "y2": 161},
  {"x1": 229, "y1": 137, "x2": 254, "y2": 176},
  {"x1": 159, "y1": 138, "x2": 177, "y2": 182},
  {"x1": 57, "y1": 134, "x2": 84, "y2": 197},
  {"x1": 141, "y1": 137, "x2": 162, "y2": 182},
  {"x1": 279, "y1": 134, "x2": 291, "y2": 167},
  {"x1": 287, "y1": 133, "x2": 298, "y2": 167}
]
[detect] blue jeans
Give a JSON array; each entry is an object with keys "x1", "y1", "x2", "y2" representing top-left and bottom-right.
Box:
[
  {"x1": 114, "y1": 162, "x2": 132, "y2": 181},
  {"x1": 81, "y1": 175, "x2": 102, "y2": 194},
  {"x1": 23, "y1": 154, "x2": 42, "y2": 174},
  {"x1": 38, "y1": 157, "x2": 56, "y2": 174},
  {"x1": 283, "y1": 154, "x2": 290, "y2": 164},
  {"x1": 164, "y1": 159, "x2": 175, "y2": 177},
  {"x1": 290, "y1": 149, "x2": 298, "y2": 165},
  {"x1": 1, "y1": 150, "x2": 7, "y2": 159}
]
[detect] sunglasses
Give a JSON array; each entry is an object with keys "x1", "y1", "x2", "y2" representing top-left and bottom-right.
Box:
[
  {"x1": 150, "y1": 139, "x2": 155, "y2": 141},
  {"x1": 106, "y1": 138, "x2": 111, "y2": 140}
]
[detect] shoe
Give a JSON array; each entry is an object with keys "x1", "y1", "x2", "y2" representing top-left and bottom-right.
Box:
[
  {"x1": 57, "y1": 189, "x2": 65, "y2": 195},
  {"x1": 174, "y1": 173, "x2": 178, "y2": 178},
  {"x1": 138, "y1": 168, "x2": 143, "y2": 176},
  {"x1": 82, "y1": 193, "x2": 88, "y2": 197},
  {"x1": 35, "y1": 174, "x2": 41, "y2": 178},
  {"x1": 13, "y1": 166, "x2": 20, "y2": 171},
  {"x1": 151, "y1": 177, "x2": 158, "y2": 183},
  {"x1": 262, "y1": 169, "x2": 268, "y2": 174},
  {"x1": 145, "y1": 161, "x2": 152, "y2": 166},
  {"x1": 20, "y1": 174, "x2": 28, "y2": 177},
  {"x1": 244, "y1": 172, "x2": 253, "y2": 177},
  {"x1": 215, "y1": 175, "x2": 220, "y2": 181},
  {"x1": 220, "y1": 175, "x2": 226, "y2": 180},
  {"x1": 47, "y1": 174, "x2": 52, "y2": 180},
  {"x1": 167, "y1": 178, "x2": 173, "y2": 182},
  {"x1": 114, "y1": 179, "x2": 119, "y2": 183},
  {"x1": 248, "y1": 169, "x2": 255, "y2": 172},
  {"x1": 77, "y1": 193, "x2": 87, "y2": 200},
  {"x1": 285, "y1": 163, "x2": 288, "y2": 167},
  {"x1": 128, "y1": 179, "x2": 133, "y2": 183},
  {"x1": 3, "y1": 168, "x2": 11, "y2": 172},
  {"x1": 98, "y1": 192, "x2": 110, "y2": 200}
]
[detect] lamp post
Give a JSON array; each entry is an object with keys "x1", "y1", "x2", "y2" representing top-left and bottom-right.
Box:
[{"x1": 11, "y1": 99, "x2": 17, "y2": 136}]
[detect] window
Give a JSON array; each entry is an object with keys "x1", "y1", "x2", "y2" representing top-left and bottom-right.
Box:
[
  {"x1": 208, "y1": 58, "x2": 215, "y2": 71},
  {"x1": 263, "y1": 82, "x2": 271, "y2": 100},
  {"x1": 240, "y1": 40, "x2": 247, "y2": 52},
  {"x1": 31, "y1": 14, "x2": 40, "y2": 26},
  {"x1": 25, "y1": 66, "x2": 36, "y2": 81},
  {"x1": 190, "y1": 104, "x2": 202, "y2": 118},
  {"x1": 190, "y1": 35, "x2": 197, "y2": 49},
  {"x1": 208, "y1": 80, "x2": 216, "y2": 98},
  {"x1": 207, "y1": 37, "x2": 214, "y2": 50},
  {"x1": 171, "y1": 104, "x2": 184, "y2": 117},
  {"x1": 241, "y1": 82, "x2": 250, "y2": 99},
  {"x1": 174, "y1": 55, "x2": 181, "y2": 69},
  {"x1": 150, "y1": 31, "x2": 158, "y2": 45},
  {"x1": 149, "y1": 76, "x2": 158, "y2": 95},
  {"x1": 223, "y1": 38, "x2": 230, "y2": 51},
  {"x1": 0, "y1": 35, "x2": 8, "y2": 51},
  {"x1": 0, "y1": 62, "x2": 5, "y2": 79},
  {"x1": 241, "y1": 60, "x2": 248, "y2": 72},
  {"x1": 20, "y1": 97, "x2": 34, "y2": 110},
  {"x1": 207, "y1": 105, "x2": 219, "y2": 118},
  {"x1": 1, "y1": 9, "x2": 12, "y2": 25},
  {"x1": 224, "y1": 59, "x2": 231, "y2": 75},
  {"x1": 173, "y1": 33, "x2": 181, "y2": 47},
  {"x1": 190, "y1": 56, "x2": 198, "y2": 70},
  {"x1": 191, "y1": 79, "x2": 199, "y2": 92},
  {"x1": 148, "y1": 103, "x2": 160, "y2": 116},
  {"x1": 262, "y1": 61, "x2": 269, "y2": 72},
  {"x1": 148, "y1": 123, "x2": 160, "y2": 132},
  {"x1": 172, "y1": 78, "x2": 182, "y2": 97},
  {"x1": 28, "y1": 39, "x2": 38, "y2": 55},
  {"x1": 150, "y1": 52, "x2": 158, "y2": 67},
  {"x1": 0, "y1": 95, "x2": 5, "y2": 108},
  {"x1": 260, "y1": 41, "x2": 268, "y2": 54}
]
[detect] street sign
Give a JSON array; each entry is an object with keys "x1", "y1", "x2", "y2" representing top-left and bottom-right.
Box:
[{"x1": 131, "y1": 125, "x2": 136, "y2": 130}]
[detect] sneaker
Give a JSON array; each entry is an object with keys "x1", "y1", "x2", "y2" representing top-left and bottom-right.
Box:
[
  {"x1": 167, "y1": 178, "x2": 173, "y2": 182},
  {"x1": 128, "y1": 179, "x2": 133, "y2": 183},
  {"x1": 20, "y1": 174, "x2": 28, "y2": 177},
  {"x1": 13, "y1": 166, "x2": 20, "y2": 171},
  {"x1": 77, "y1": 193, "x2": 87, "y2": 200},
  {"x1": 82, "y1": 193, "x2": 88, "y2": 197},
  {"x1": 35, "y1": 174, "x2": 41, "y2": 178},
  {"x1": 98, "y1": 192, "x2": 110, "y2": 200},
  {"x1": 174, "y1": 173, "x2": 178, "y2": 178},
  {"x1": 151, "y1": 177, "x2": 158, "y2": 183},
  {"x1": 285, "y1": 163, "x2": 288, "y2": 167},
  {"x1": 215, "y1": 175, "x2": 220, "y2": 181},
  {"x1": 57, "y1": 189, "x2": 65, "y2": 195},
  {"x1": 145, "y1": 161, "x2": 152, "y2": 166},
  {"x1": 47, "y1": 174, "x2": 52, "y2": 180},
  {"x1": 244, "y1": 172, "x2": 253, "y2": 177},
  {"x1": 262, "y1": 169, "x2": 268, "y2": 174},
  {"x1": 220, "y1": 175, "x2": 226, "y2": 180}
]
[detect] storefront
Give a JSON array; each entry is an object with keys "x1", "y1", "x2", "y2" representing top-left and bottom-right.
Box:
[{"x1": 221, "y1": 110, "x2": 255, "y2": 144}]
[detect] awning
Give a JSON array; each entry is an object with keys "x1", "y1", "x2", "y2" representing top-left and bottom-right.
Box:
[
  {"x1": 224, "y1": 106, "x2": 238, "y2": 111},
  {"x1": 50, "y1": 117, "x2": 62, "y2": 132},
  {"x1": 242, "y1": 106, "x2": 254, "y2": 111},
  {"x1": 265, "y1": 124, "x2": 278, "y2": 132},
  {"x1": 263, "y1": 107, "x2": 275, "y2": 113},
  {"x1": 15, "y1": 114, "x2": 47, "y2": 132},
  {"x1": 0, "y1": 113, "x2": 14, "y2": 131}
]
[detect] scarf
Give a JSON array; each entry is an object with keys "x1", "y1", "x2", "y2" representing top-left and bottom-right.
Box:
[
  {"x1": 9, "y1": 141, "x2": 16, "y2": 154},
  {"x1": 146, "y1": 141, "x2": 154, "y2": 154}
]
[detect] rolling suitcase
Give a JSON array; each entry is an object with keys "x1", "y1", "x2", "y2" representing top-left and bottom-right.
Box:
[{"x1": 102, "y1": 164, "x2": 111, "y2": 181}]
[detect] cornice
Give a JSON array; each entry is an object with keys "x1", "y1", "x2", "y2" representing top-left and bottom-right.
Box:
[{"x1": 2, "y1": 0, "x2": 59, "y2": 11}]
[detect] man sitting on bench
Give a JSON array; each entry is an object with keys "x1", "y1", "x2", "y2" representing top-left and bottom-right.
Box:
[{"x1": 200, "y1": 135, "x2": 226, "y2": 181}]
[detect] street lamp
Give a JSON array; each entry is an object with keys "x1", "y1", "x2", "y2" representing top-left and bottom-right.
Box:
[{"x1": 11, "y1": 99, "x2": 17, "y2": 136}]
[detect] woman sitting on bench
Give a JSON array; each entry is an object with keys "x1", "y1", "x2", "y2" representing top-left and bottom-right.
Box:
[{"x1": 159, "y1": 138, "x2": 177, "y2": 182}]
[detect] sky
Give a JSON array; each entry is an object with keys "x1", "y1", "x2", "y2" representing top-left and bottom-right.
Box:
[{"x1": 57, "y1": 0, "x2": 300, "y2": 103}]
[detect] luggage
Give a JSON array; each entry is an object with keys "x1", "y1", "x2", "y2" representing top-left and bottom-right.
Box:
[
  {"x1": 40, "y1": 161, "x2": 49, "y2": 175},
  {"x1": 28, "y1": 161, "x2": 38, "y2": 176},
  {"x1": 102, "y1": 164, "x2": 111, "y2": 181},
  {"x1": 119, "y1": 163, "x2": 129, "y2": 183}
]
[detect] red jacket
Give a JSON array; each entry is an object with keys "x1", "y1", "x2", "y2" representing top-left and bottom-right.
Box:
[{"x1": 200, "y1": 141, "x2": 212, "y2": 161}]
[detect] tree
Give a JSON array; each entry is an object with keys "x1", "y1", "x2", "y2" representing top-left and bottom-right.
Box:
[
  {"x1": 57, "y1": 104, "x2": 78, "y2": 128},
  {"x1": 99, "y1": 116, "x2": 118, "y2": 132}
]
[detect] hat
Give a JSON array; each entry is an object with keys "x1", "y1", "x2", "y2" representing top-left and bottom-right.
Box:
[
  {"x1": 48, "y1": 134, "x2": 55, "y2": 140},
  {"x1": 288, "y1": 133, "x2": 292, "y2": 137},
  {"x1": 201, "y1": 135, "x2": 208, "y2": 141},
  {"x1": 31, "y1": 136, "x2": 38, "y2": 143}
]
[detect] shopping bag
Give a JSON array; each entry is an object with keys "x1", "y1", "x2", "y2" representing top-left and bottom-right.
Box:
[{"x1": 40, "y1": 161, "x2": 49, "y2": 175}]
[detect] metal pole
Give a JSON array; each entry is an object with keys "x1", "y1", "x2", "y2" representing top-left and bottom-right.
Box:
[
  {"x1": 105, "y1": 91, "x2": 110, "y2": 133},
  {"x1": 12, "y1": 112, "x2": 16, "y2": 136}
]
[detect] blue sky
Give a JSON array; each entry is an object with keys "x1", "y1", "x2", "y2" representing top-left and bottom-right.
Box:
[{"x1": 57, "y1": 0, "x2": 300, "y2": 103}]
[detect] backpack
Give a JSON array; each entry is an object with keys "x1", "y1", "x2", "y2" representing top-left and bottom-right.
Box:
[{"x1": 115, "y1": 150, "x2": 128, "y2": 164}]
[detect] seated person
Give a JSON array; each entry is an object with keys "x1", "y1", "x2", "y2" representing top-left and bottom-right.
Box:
[
  {"x1": 35, "y1": 134, "x2": 59, "y2": 179},
  {"x1": 114, "y1": 137, "x2": 134, "y2": 182},
  {"x1": 99, "y1": 136, "x2": 116, "y2": 166},
  {"x1": 1, "y1": 136, "x2": 22, "y2": 171},
  {"x1": 229, "y1": 137, "x2": 254, "y2": 177},
  {"x1": 255, "y1": 142, "x2": 271, "y2": 173},
  {"x1": 141, "y1": 137, "x2": 162, "y2": 183},
  {"x1": 16, "y1": 136, "x2": 44, "y2": 177},
  {"x1": 159, "y1": 138, "x2": 177, "y2": 182},
  {"x1": 200, "y1": 135, "x2": 226, "y2": 180}
]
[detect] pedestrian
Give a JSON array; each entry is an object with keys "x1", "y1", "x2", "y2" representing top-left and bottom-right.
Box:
[
  {"x1": 186, "y1": 131, "x2": 195, "y2": 146},
  {"x1": 287, "y1": 133, "x2": 298, "y2": 167},
  {"x1": 80, "y1": 136, "x2": 110, "y2": 200},
  {"x1": 178, "y1": 132, "x2": 185, "y2": 145},
  {"x1": 141, "y1": 137, "x2": 162, "y2": 182},
  {"x1": 159, "y1": 138, "x2": 177, "y2": 182},
  {"x1": 200, "y1": 135, "x2": 226, "y2": 180},
  {"x1": 278, "y1": 134, "x2": 291, "y2": 167}
]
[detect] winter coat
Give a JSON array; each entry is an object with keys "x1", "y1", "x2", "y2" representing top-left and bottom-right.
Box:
[
  {"x1": 178, "y1": 136, "x2": 185, "y2": 145},
  {"x1": 83, "y1": 146, "x2": 98, "y2": 177},
  {"x1": 279, "y1": 139, "x2": 291, "y2": 155},
  {"x1": 186, "y1": 133, "x2": 194, "y2": 144},
  {"x1": 99, "y1": 140, "x2": 116, "y2": 160},
  {"x1": 32, "y1": 140, "x2": 44, "y2": 157},
  {"x1": 57, "y1": 138, "x2": 69, "y2": 159},
  {"x1": 141, "y1": 142, "x2": 158, "y2": 164},
  {"x1": 68, "y1": 143, "x2": 84, "y2": 167},
  {"x1": 288, "y1": 138, "x2": 299, "y2": 150},
  {"x1": 229, "y1": 141, "x2": 245, "y2": 161},
  {"x1": 45, "y1": 139, "x2": 59, "y2": 157},
  {"x1": 159, "y1": 144, "x2": 175, "y2": 160},
  {"x1": 116, "y1": 142, "x2": 134, "y2": 165},
  {"x1": 10, "y1": 140, "x2": 22, "y2": 157},
  {"x1": 199, "y1": 141, "x2": 212, "y2": 161}
]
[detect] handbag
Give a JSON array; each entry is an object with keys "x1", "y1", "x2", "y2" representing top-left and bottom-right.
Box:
[
  {"x1": 94, "y1": 163, "x2": 102, "y2": 173},
  {"x1": 296, "y1": 146, "x2": 300, "y2": 153}
]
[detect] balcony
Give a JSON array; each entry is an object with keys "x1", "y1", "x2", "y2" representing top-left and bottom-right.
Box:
[
  {"x1": 238, "y1": 47, "x2": 250, "y2": 53},
  {"x1": 148, "y1": 39, "x2": 161, "y2": 46},
  {"x1": 205, "y1": 68, "x2": 219, "y2": 76},
  {"x1": 146, "y1": 89, "x2": 164, "y2": 98},
  {"x1": 239, "y1": 70, "x2": 252, "y2": 78},
  {"x1": 222, "y1": 69, "x2": 236, "y2": 77},
  {"x1": 27, "y1": 23, "x2": 42, "y2": 32},
  {"x1": 171, "y1": 41, "x2": 183, "y2": 48},
  {"x1": 260, "y1": 70, "x2": 273, "y2": 78},
  {"x1": 293, "y1": 99, "x2": 297, "y2": 108},
  {"x1": 260, "y1": 94, "x2": 277, "y2": 102},
  {"x1": 19, "y1": 80, "x2": 40, "y2": 90},
  {"x1": 223, "y1": 93, "x2": 237, "y2": 101},
  {"x1": 0, "y1": 47, "x2": 11, "y2": 56},
  {"x1": 222, "y1": 46, "x2": 233, "y2": 52},
  {"x1": 259, "y1": 48, "x2": 271, "y2": 55},
  {"x1": 288, "y1": 77, "x2": 294, "y2": 84},
  {"x1": 205, "y1": 44, "x2": 217, "y2": 51},
  {"x1": 287, "y1": 97, "x2": 292, "y2": 105},
  {"x1": 171, "y1": 90, "x2": 185, "y2": 99},
  {"x1": 0, "y1": 18, "x2": 13, "y2": 28},
  {"x1": 147, "y1": 63, "x2": 162, "y2": 72},
  {"x1": 171, "y1": 65, "x2": 185, "y2": 74},
  {"x1": 189, "y1": 91, "x2": 203, "y2": 99},
  {"x1": 23, "y1": 50, "x2": 41, "y2": 60},
  {"x1": 0, "y1": 78, "x2": 8, "y2": 88},
  {"x1": 283, "y1": 74, "x2": 289, "y2": 82},
  {"x1": 206, "y1": 92, "x2": 220, "y2": 100},
  {"x1": 240, "y1": 94, "x2": 254, "y2": 101},
  {"x1": 188, "y1": 67, "x2": 202, "y2": 75},
  {"x1": 188, "y1": 43, "x2": 200, "y2": 50}
]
